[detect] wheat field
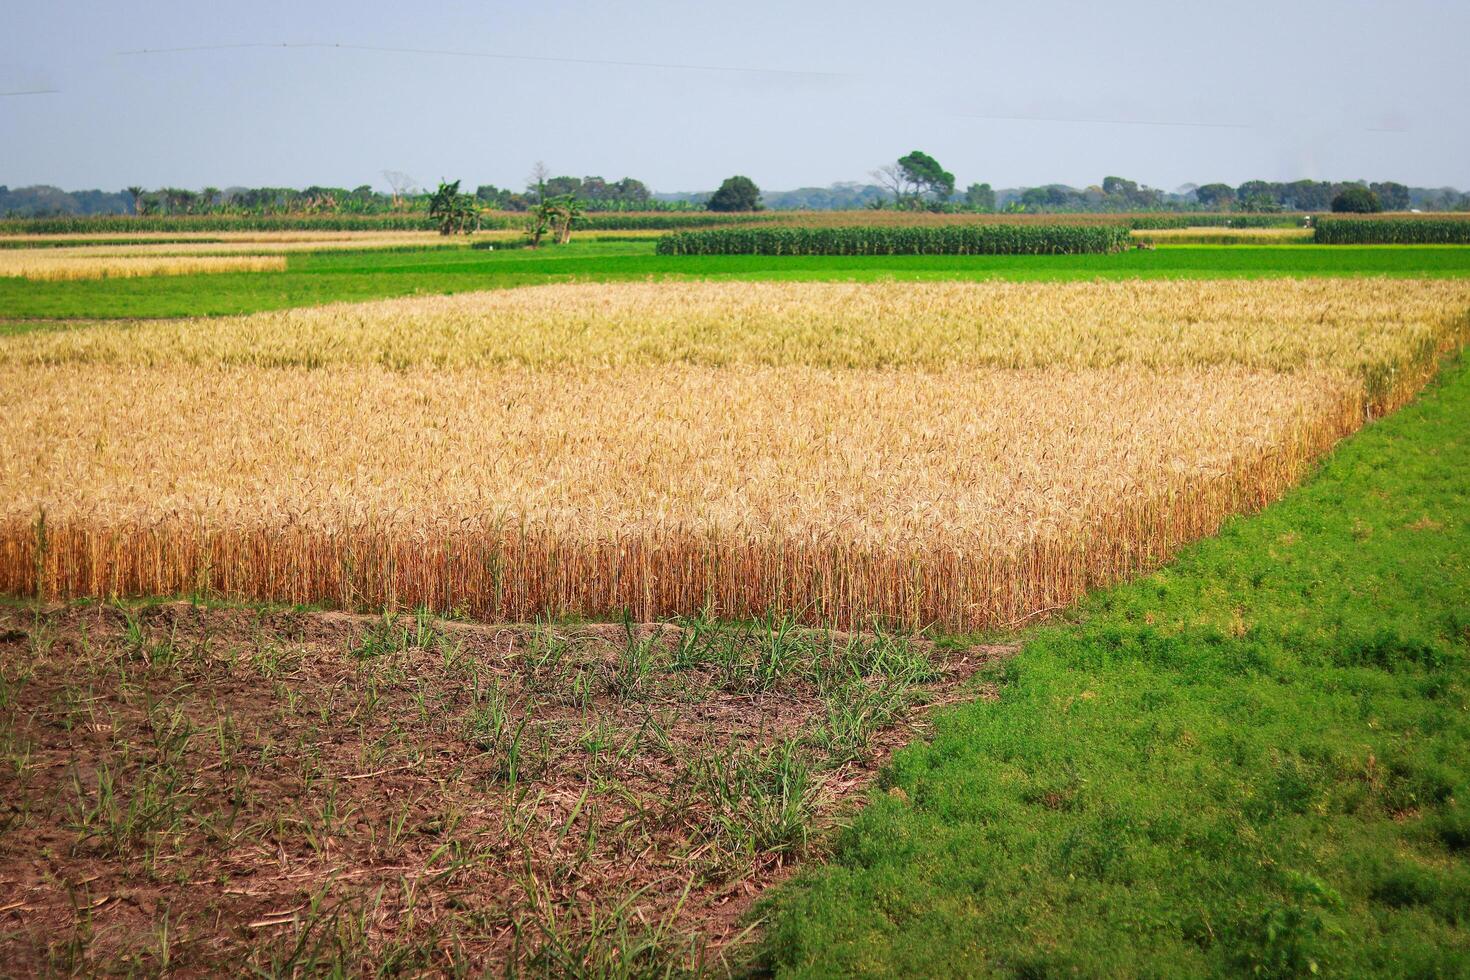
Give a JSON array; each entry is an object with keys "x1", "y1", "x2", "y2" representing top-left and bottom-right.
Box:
[
  {"x1": 8, "y1": 278, "x2": 1464, "y2": 396},
  {"x1": 3, "y1": 279, "x2": 1466, "y2": 627},
  {"x1": 0, "y1": 253, "x2": 287, "y2": 281}
]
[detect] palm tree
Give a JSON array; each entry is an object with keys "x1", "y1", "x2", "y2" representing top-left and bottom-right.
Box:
[{"x1": 125, "y1": 186, "x2": 145, "y2": 216}]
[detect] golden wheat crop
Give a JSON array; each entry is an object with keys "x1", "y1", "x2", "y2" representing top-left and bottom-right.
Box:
[
  {"x1": 0, "y1": 234, "x2": 504, "y2": 258},
  {"x1": 6, "y1": 279, "x2": 1466, "y2": 405},
  {"x1": 0, "y1": 363, "x2": 1358, "y2": 626},
  {"x1": 1130, "y1": 228, "x2": 1316, "y2": 244},
  {"x1": 0, "y1": 231, "x2": 459, "y2": 244},
  {"x1": 0, "y1": 253, "x2": 287, "y2": 281},
  {"x1": 2, "y1": 278, "x2": 1466, "y2": 628}
]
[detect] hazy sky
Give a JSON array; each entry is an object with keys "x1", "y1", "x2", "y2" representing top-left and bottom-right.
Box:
[{"x1": 3, "y1": 0, "x2": 1467, "y2": 194}]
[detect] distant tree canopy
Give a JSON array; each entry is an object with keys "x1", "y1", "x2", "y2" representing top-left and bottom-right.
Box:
[
  {"x1": 898, "y1": 151, "x2": 955, "y2": 201},
  {"x1": 875, "y1": 151, "x2": 954, "y2": 208},
  {"x1": 1, "y1": 171, "x2": 1465, "y2": 220},
  {"x1": 538, "y1": 175, "x2": 652, "y2": 209},
  {"x1": 1195, "y1": 183, "x2": 1235, "y2": 209},
  {"x1": 964, "y1": 182, "x2": 996, "y2": 210},
  {"x1": 1332, "y1": 185, "x2": 1383, "y2": 213},
  {"x1": 1370, "y1": 181, "x2": 1410, "y2": 210},
  {"x1": 759, "y1": 183, "x2": 888, "y2": 210},
  {"x1": 707, "y1": 176, "x2": 762, "y2": 212}
]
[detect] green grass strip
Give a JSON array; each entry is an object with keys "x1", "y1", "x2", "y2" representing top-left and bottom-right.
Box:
[
  {"x1": 3, "y1": 243, "x2": 1469, "y2": 320},
  {"x1": 760, "y1": 353, "x2": 1470, "y2": 977}
]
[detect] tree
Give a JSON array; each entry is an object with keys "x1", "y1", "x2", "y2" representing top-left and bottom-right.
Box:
[
  {"x1": 545, "y1": 194, "x2": 586, "y2": 244},
  {"x1": 873, "y1": 152, "x2": 953, "y2": 208},
  {"x1": 1195, "y1": 183, "x2": 1235, "y2": 209},
  {"x1": 543, "y1": 175, "x2": 583, "y2": 198},
  {"x1": 963, "y1": 182, "x2": 996, "y2": 210},
  {"x1": 427, "y1": 179, "x2": 479, "y2": 235},
  {"x1": 160, "y1": 188, "x2": 196, "y2": 214},
  {"x1": 1235, "y1": 180, "x2": 1286, "y2": 211},
  {"x1": 872, "y1": 163, "x2": 918, "y2": 206},
  {"x1": 382, "y1": 170, "x2": 416, "y2": 210},
  {"x1": 707, "y1": 175, "x2": 761, "y2": 212},
  {"x1": 1100, "y1": 176, "x2": 1162, "y2": 209},
  {"x1": 124, "y1": 186, "x2": 145, "y2": 216},
  {"x1": 1370, "y1": 181, "x2": 1410, "y2": 210},
  {"x1": 896, "y1": 151, "x2": 954, "y2": 203},
  {"x1": 1019, "y1": 185, "x2": 1081, "y2": 210},
  {"x1": 1331, "y1": 185, "x2": 1381, "y2": 213},
  {"x1": 1284, "y1": 180, "x2": 1332, "y2": 211},
  {"x1": 613, "y1": 177, "x2": 651, "y2": 205},
  {"x1": 525, "y1": 199, "x2": 555, "y2": 246},
  {"x1": 527, "y1": 161, "x2": 551, "y2": 204}
]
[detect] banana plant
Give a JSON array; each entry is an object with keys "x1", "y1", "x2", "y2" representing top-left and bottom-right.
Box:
[{"x1": 546, "y1": 194, "x2": 586, "y2": 244}]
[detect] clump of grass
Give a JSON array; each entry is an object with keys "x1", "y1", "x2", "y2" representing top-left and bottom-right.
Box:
[
  {"x1": 511, "y1": 878, "x2": 713, "y2": 979},
  {"x1": 689, "y1": 739, "x2": 820, "y2": 875},
  {"x1": 609, "y1": 615, "x2": 660, "y2": 700}
]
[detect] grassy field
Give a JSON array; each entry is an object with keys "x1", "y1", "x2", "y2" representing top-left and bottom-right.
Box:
[
  {"x1": 3, "y1": 240, "x2": 1470, "y2": 320},
  {"x1": 762, "y1": 351, "x2": 1470, "y2": 977}
]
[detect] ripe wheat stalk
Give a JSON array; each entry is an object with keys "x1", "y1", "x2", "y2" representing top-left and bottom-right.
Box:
[
  {"x1": 2, "y1": 279, "x2": 1466, "y2": 628},
  {"x1": 0, "y1": 253, "x2": 287, "y2": 281}
]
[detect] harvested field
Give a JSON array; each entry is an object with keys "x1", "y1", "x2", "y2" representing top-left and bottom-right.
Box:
[
  {"x1": 0, "y1": 253, "x2": 287, "y2": 281},
  {"x1": 3, "y1": 279, "x2": 1466, "y2": 629},
  {"x1": 0, "y1": 601, "x2": 1011, "y2": 974}
]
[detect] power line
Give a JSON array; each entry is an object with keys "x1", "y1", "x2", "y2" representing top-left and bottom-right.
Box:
[{"x1": 116, "y1": 41, "x2": 846, "y2": 78}]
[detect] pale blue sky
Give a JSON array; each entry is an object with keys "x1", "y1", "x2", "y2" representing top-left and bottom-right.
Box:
[{"x1": 3, "y1": 0, "x2": 1466, "y2": 193}]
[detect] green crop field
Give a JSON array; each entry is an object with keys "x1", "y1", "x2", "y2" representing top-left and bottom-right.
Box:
[{"x1": 4, "y1": 239, "x2": 1470, "y2": 321}]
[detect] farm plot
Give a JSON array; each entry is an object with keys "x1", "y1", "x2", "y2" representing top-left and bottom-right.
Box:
[
  {"x1": 0, "y1": 253, "x2": 287, "y2": 281},
  {"x1": 3, "y1": 278, "x2": 1467, "y2": 629},
  {"x1": 0, "y1": 601, "x2": 1011, "y2": 973}
]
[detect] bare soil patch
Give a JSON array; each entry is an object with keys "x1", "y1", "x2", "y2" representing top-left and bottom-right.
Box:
[{"x1": 0, "y1": 601, "x2": 1013, "y2": 975}]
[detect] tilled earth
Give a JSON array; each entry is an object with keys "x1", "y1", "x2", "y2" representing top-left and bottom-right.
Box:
[{"x1": 0, "y1": 601, "x2": 1013, "y2": 975}]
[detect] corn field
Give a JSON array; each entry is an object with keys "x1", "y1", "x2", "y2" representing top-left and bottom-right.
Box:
[
  {"x1": 656, "y1": 226, "x2": 1131, "y2": 255},
  {"x1": 1314, "y1": 217, "x2": 1470, "y2": 245},
  {"x1": 2, "y1": 279, "x2": 1467, "y2": 628}
]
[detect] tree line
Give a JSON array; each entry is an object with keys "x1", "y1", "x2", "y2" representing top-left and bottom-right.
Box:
[{"x1": 3, "y1": 157, "x2": 1467, "y2": 219}]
